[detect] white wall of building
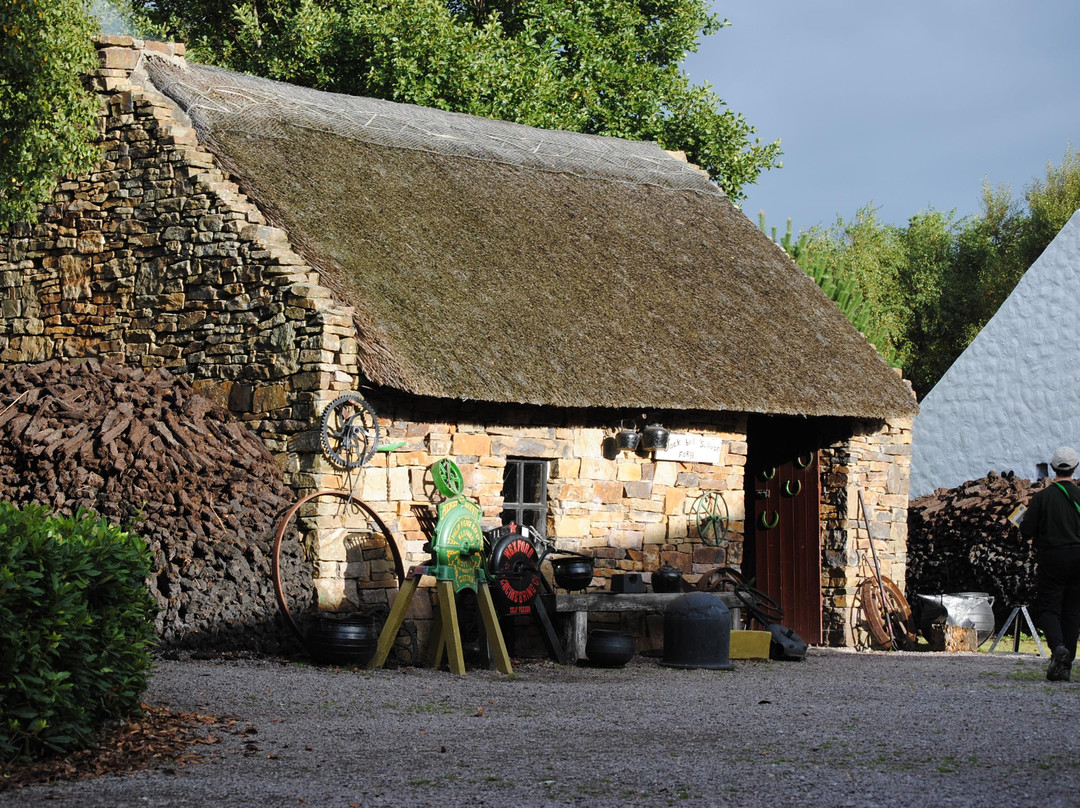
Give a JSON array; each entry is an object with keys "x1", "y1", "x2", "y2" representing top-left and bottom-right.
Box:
[{"x1": 911, "y1": 209, "x2": 1080, "y2": 497}]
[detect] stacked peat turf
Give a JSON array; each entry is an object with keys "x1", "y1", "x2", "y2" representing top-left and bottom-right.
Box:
[
  {"x1": 0, "y1": 358, "x2": 312, "y2": 654},
  {"x1": 907, "y1": 471, "x2": 1041, "y2": 626}
]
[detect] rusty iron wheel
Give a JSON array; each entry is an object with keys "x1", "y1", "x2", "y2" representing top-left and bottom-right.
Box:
[{"x1": 271, "y1": 490, "x2": 406, "y2": 649}]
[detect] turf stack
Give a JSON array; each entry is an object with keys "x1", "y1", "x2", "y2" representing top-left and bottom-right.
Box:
[
  {"x1": 907, "y1": 471, "x2": 1040, "y2": 626},
  {"x1": 0, "y1": 358, "x2": 312, "y2": 654}
]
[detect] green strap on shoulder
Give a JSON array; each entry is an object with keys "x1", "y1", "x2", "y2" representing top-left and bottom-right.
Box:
[{"x1": 1054, "y1": 482, "x2": 1080, "y2": 516}]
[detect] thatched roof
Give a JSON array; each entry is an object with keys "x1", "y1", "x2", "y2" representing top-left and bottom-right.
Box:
[{"x1": 144, "y1": 57, "x2": 916, "y2": 419}]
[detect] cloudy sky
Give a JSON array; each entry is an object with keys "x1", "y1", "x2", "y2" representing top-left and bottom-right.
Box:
[{"x1": 684, "y1": 2, "x2": 1080, "y2": 232}]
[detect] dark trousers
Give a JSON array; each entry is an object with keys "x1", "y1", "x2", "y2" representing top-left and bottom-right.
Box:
[{"x1": 1036, "y1": 545, "x2": 1080, "y2": 656}]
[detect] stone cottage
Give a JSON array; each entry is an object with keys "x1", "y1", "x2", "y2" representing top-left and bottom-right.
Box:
[{"x1": 0, "y1": 38, "x2": 917, "y2": 648}]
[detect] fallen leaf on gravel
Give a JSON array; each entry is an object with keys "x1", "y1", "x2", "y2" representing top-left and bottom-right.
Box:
[{"x1": 0, "y1": 703, "x2": 231, "y2": 790}]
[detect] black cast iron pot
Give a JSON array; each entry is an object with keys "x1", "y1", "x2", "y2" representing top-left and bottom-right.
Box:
[
  {"x1": 549, "y1": 554, "x2": 594, "y2": 590},
  {"x1": 306, "y1": 614, "x2": 378, "y2": 666},
  {"x1": 640, "y1": 424, "x2": 670, "y2": 450},
  {"x1": 651, "y1": 563, "x2": 684, "y2": 593},
  {"x1": 615, "y1": 428, "x2": 641, "y2": 451},
  {"x1": 585, "y1": 629, "x2": 635, "y2": 667}
]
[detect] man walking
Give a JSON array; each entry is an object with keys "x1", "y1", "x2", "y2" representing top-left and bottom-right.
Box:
[{"x1": 1021, "y1": 446, "x2": 1080, "y2": 681}]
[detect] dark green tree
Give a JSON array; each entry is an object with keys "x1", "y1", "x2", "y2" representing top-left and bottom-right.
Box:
[
  {"x1": 126, "y1": 0, "x2": 781, "y2": 201},
  {"x1": 1018, "y1": 146, "x2": 1080, "y2": 266},
  {"x1": 0, "y1": 0, "x2": 101, "y2": 228},
  {"x1": 760, "y1": 212, "x2": 897, "y2": 366}
]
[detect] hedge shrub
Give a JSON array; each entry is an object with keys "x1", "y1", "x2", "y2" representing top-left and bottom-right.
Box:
[{"x1": 0, "y1": 502, "x2": 157, "y2": 762}]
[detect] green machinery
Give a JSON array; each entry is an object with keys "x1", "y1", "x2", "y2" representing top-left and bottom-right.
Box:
[{"x1": 368, "y1": 459, "x2": 512, "y2": 675}]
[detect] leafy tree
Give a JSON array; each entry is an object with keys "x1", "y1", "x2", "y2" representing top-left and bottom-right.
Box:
[
  {"x1": 1018, "y1": 146, "x2": 1080, "y2": 267},
  {"x1": 0, "y1": 0, "x2": 100, "y2": 228},
  {"x1": 126, "y1": 0, "x2": 781, "y2": 201},
  {"x1": 773, "y1": 149, "x2": 1080, "y2": 398},
  {"x1": 792, "y1": 207, "x2": 907, "y2": 364},
  {"x1": 760, "y1": 213, "x2": 897, "y2": 366}
]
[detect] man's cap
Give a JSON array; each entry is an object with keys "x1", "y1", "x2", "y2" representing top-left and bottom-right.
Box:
[{"x1": 1051, "y1": 446, "x2": 1079, "y2": 473}]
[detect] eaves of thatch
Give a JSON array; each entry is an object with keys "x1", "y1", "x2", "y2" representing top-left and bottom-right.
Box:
[{"x1": 143, "y1": 57, "x2": 917, "y2": 420}]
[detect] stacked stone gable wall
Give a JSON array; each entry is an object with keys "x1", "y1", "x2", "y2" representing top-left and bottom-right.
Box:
[
  {"x1": 820, "y1": 415, "x2": 913, "y2": 647},
  {"x1": 0, "y1": 37, "x2": 359, "y2": 484}
]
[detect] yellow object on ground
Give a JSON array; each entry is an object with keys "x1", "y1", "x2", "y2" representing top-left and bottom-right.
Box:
[{"x1": 730, "y1": 630, "x2": 771, "y2": 660}]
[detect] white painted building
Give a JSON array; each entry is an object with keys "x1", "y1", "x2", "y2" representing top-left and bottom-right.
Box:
[{"x1": 911, "y1": 209, "x2": 1080, "y2": 497}]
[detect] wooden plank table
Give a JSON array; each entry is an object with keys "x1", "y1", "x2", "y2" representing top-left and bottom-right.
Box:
[{"x1": 554, "y1": 591, "x2": 742, "y2": 664}]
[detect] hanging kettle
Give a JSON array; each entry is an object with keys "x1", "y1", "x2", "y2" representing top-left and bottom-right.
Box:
[
  {"x1": 615, "y1": 422, "x2": 641, "y2": 451},
  {"x1": 640, "y1": 424, "x2": 670, "y2": 450}
]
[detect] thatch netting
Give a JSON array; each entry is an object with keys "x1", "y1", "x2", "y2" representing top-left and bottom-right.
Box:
[{"x1": 143, "y1": 55, "x2": 917, "y2": 419}]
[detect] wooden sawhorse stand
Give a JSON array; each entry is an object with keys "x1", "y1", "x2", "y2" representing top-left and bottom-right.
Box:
[
  {"x1": 367, "y1": 566, "x2": 513, "y2": 675},
  {"x1": 987, "y1": 605, "x2": 1048, "y2": 658}
]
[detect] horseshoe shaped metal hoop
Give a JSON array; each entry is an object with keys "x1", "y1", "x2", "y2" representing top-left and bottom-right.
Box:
[
  {"x1": 761, "y1": 467, "x2": 777, "y2": 480},
  {"x1": 795, "y1": 453, "x2": 814, "y2": 469},
  {"x1": 759, "y1": 511, "x2": 780, "y2": 530},
  {"x1": 784, "y1": 480, "x2": 802, "y2": 497}
]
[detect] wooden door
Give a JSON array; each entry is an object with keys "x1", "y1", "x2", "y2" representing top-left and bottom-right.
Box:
[{"x1": 744, "y1": 416, "x2": 822, "y2": 643}]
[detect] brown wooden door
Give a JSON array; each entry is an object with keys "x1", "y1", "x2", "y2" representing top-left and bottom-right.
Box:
[{"x1": 744, "y1": 416, "x2": 822, "y2": 643}]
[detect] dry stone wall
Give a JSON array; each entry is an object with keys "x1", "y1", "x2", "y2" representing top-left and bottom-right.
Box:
[
  {"x1": 302, "y1": 398, "x2": 750, "y2": 641},
  {"x1": 0, "y1": 37, "x2": 358, "y2": 485},
  {"x1": 820, "y1": 415, "x2": 913, "y2": 647}
]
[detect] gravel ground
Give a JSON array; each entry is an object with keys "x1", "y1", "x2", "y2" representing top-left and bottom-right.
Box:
[{"x1": 4, "y1": 647, "x2": 1080, "y2": 808}]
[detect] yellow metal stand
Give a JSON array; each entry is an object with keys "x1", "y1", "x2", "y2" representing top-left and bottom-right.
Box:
[
  {"x1": 368, "y1": 568, "x2": 422, "y2": 670},
  {"x1": 368, "y1": 567, "x2": 513, "y2": 675}
]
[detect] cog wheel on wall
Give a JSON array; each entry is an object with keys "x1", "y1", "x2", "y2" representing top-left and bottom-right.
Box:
[{"x1": 320, "y1": 393, "x2": 380, "y2": 469}]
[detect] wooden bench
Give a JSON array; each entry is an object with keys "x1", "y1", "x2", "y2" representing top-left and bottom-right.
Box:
[{"x1": 554, "y1": 591, "x2": 742, "y2": 664}]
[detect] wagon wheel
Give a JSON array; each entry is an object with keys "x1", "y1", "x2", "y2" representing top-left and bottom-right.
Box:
[
  {"x1": 431, "y1": 458, "x2": 464, "y2": 498},
  {"x1": 858, "y1": 576, "x2": 917, "y2": 651},
  {"x1": 695, "y1": 566, "x2": 746, "y2": 593},
  {"x1": 732, "y1": 582, "x2": 785, "y2": 629},
  {"x1": 320, "y1": 393, "x2": 380, "y2": 469},
  {"x1": 692, "y1": 491, "x2": 729, "y2": 546}
]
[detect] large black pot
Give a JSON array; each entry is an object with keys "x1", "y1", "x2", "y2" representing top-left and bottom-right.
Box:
[
  {"x1": 585, "y1": 629, "x2": 635, "y2": 667},
  {"x1": 306, "y1": 614, "x2": 378, "y2": 666},
  {"x1": 550, "y1": 554, "x2": 594, "y2": 590}
]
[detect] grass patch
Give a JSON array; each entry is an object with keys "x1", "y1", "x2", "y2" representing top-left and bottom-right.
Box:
[
  {"x1": 981, "y1": 632, "x2": 1047, "y2": 656},
  {"x1": 405, "y1": 700, "x2": 456, "y2": 715},
  {"x1": 1004, "y1": 666, "x2": 1049, "y2": 683}
]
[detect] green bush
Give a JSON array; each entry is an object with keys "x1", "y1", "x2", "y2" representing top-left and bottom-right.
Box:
[{"x1": 0, "y1": 503, "x2": 157, "y2": 762}]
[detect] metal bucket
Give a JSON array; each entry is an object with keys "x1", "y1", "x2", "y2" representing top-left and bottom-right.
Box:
[{"x1": 916, "y1": 592, "x2": 995, "y2": 646}]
